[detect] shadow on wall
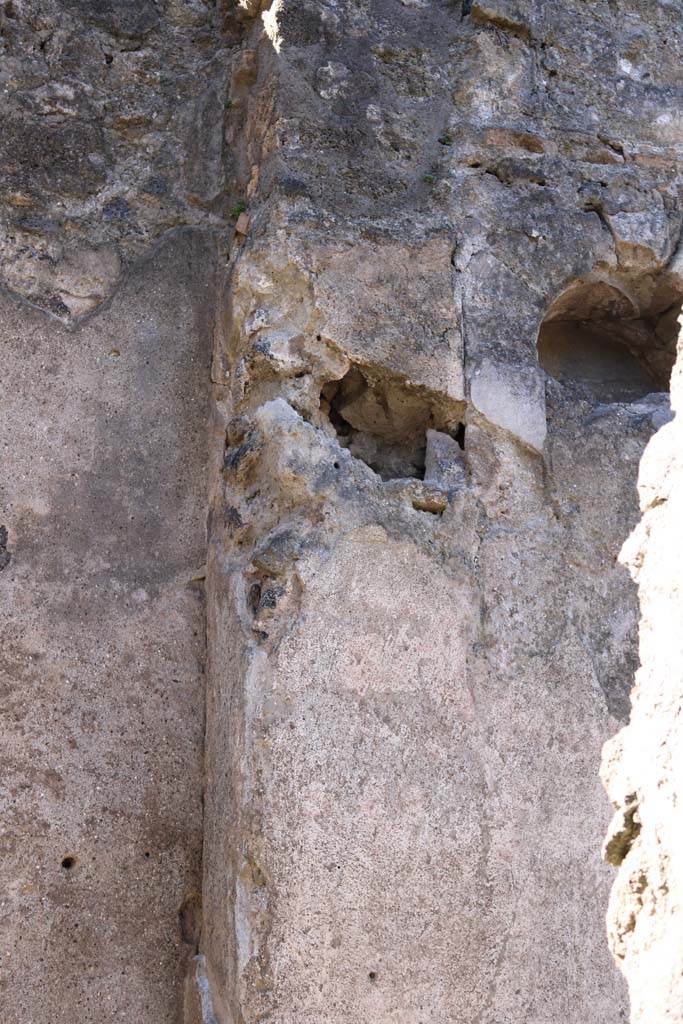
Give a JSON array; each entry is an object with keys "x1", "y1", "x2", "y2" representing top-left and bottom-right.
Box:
[
  {"x1": 538, "y1": 269, "x2": 681, "y2": 723},
  {"x1": 538, "y1": 275, "x2": 681, "y2": 403},
  {"x1": 320, "y1": 365, "x2": 466, "y2": 481}
]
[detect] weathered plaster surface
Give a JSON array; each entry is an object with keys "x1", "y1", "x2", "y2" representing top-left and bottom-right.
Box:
[
  {"x1": 0, "y1": 231, "x2": 215, "y2": 1022},
  {"x1": 0, "y1": 1, "x2": 239, "y2": 1017}
]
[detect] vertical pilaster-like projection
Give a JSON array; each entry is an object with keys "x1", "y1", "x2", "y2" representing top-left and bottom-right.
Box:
[
  {"x1": 0, "y1": 232, "x2": 215, "y2": 1023},
  {"x1": 200, "y1": 2, "x2": 683, "y2": 1022}
]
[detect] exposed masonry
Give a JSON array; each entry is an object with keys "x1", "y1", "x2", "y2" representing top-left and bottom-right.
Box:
[
  {"x1": 3, "y1": 1, "x2": 683, "y2": 1023},
  {"x1": 599, "y1": 326, "x2": 683, "y2": 1022},
  {"x1": 221, "y1": 264, "x2": 681, "y2": 524},
  {"x1": 221, "y1": 297, "x2": 677, "y2": 543}
]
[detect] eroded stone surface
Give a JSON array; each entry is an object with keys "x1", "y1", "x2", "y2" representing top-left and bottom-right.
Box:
[
  {"x1": 2, "y1": 0, "x2": 683, "y2": 1022},
  {"x1": 601, "y1": 321, "x2": 683, "y2": 1024},
  {"x1": 0, "y1": 0, "x2": 241, "y2": 319},
  {"x1": 201, "y1": 2, "x2": 683, "y2": 1021}
]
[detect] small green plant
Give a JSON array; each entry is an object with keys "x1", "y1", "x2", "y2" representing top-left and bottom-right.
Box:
[
  {"x1": 226, "y1": 97, "x2": 234, "y2": 109},
  {"x1": 438, "y1": 132, "x2": 454, "y2": 146},
  {"x1": 423, "y1": 174, "x2": 436, "y2": 185},
  {"x1": 230, "y1": 200, "x2": 246, "y2": 219}
]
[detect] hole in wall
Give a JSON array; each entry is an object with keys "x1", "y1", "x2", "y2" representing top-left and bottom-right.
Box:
[
  {"x1": 61, "y1": 856, "x2": 76, "y2": 870},
  {"x1": 538, "y1": 273, "x2": 682, "y2": 719},
  {"x1": 537, "y1": 277, "x2": 681, "y2": 403},
  {"x1": 247, "y1": 581, "x2": 262, "y2": 615},
  {"x1": 320, "y1": 365, "x2": 465, "y2": 482}
]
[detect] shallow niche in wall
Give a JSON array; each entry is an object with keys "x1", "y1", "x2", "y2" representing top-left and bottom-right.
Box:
[
  {"x1": 320, "y1": 365, "x2": 465, "y2": 481},
  {"x1": 537, "y1": 276, "x2": 681, "y2": 403}
]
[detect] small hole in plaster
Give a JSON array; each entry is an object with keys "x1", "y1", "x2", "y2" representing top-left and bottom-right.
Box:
[
  {"x1": 61, "y1": 856, "x2": 76, "y2": 870},
  {"x1": 368, "y1": 971, "x2": 377, "y2": 981}
]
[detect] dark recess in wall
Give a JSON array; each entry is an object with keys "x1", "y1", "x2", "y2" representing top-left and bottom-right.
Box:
[
  {"x1": 321, "y1": 366, "x2": 464, "y2": 481},
  {"x1": 538, "y1": 278, "x2": 681, "y2": 402}
]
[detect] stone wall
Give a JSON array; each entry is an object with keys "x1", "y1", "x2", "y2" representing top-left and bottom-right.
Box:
[
  {"x1": 1, "y1": 2, "x2": 682, "y2": 1022},
  {"x1": 200, "y1": 2, "x2": 682, "y2": 1022}
]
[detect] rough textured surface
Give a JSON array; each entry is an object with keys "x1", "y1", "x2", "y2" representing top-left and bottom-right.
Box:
[
  {"x1": 0, "y1": 230, "x2": 215, "y2": 1022},
  {"x1": 2, "y1": 1, "x2": 683, "y2": 1022},
  {"x1": 602, "y1": 318, "x2": 683, "y2": 1024},
  {"x1": 0, "y1": 1, "x2": 234, "y2": 1017},
  {"x1": 200, "y1": 2, "x2": 683, "y2": 1022},
  {"x1": 0, "y1": 0, "x2": 241, "y2": 319}
]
